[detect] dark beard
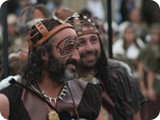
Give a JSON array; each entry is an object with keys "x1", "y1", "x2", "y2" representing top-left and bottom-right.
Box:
[
  {"x1": 47, "y1": 55, "x2": 77, "y2": 83},
  {"x1": 78, "y1": 50, "x2": 98, "y2": 69}
]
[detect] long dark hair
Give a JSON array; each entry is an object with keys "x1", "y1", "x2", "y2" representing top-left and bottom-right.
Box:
[
  {"x1": 22, "y1": 41, "x2": 52, "y2": 85},
  {"x1": 96, "y1": 37, "x2": 109, "y2": 87}
]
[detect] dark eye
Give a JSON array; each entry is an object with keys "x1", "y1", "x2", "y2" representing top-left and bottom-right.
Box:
[
  {"x1": 90, "y1": 36, "x2": 98, "y2": 42},
  {"x1": 78, "y1": 38, "x2": 86, "y2": 46},
  {"x1": 62, "y1": 44, "x2": 75, "y2": 55}
]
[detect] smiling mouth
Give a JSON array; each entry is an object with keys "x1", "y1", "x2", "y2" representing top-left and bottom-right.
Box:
[{"x1": 83, "y1": 55, "x2": 95, "y2": 61}]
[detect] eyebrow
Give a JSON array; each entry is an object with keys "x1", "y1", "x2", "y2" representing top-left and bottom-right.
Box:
[
  {"x1": 90, "y1": 35, "x2": 98, "y2": 38},
  {"x1": 78, "y1": 35, "x2": 98, "y2": 40},
  {"x1": 56, "y1": 36, "x2": 76, "y2": 47}
]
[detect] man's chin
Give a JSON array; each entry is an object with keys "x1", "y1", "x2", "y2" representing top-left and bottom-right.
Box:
[
  {"x1": 59, "y1": 70, "x2": 78, "y2": 82},
  {"x1": 82, "y1": 61, "x2": 96, "y2": 68}
]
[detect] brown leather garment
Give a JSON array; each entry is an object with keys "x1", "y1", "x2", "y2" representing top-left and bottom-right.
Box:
[{"x1": 21, "y1": 79, "x2": 88, "y2": 119}]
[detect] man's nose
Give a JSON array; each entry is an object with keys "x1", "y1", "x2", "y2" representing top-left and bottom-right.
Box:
[
  {"x1": 85, "y1": 41, "x2": 94, "y2": 51},
  {"x1": 71, "y1": 49, "x2": 80, "y2": 61}
]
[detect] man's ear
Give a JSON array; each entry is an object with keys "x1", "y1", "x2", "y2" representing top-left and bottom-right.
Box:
[{"x1": 41, "y1": 51, "x2": 49, "y2": 61}]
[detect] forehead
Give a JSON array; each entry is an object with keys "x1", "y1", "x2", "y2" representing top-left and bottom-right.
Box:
[
  {"x1": 53, "y1": 28, "x2": 77, "y2": 44},
  {"x1": 125, "y1": 27, "x2": 134, "y2": 32},
  {"x1": 78, "y1": 33, "x2": 99, "y2": 39},
  {"x1": 33, "y1": 9, "x2": 46, "y2": 19}
]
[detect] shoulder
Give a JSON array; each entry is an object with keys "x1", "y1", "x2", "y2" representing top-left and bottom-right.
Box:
[
  {"x1": 107, "y1": 60, "x2": 146, "y2": 115},
  {"x1": 0, "y1": 84, "x2": 23, "y2": 107},
  {"x1": 68, "y1": 79, "x2": 103, "y2": 95},
  {"x1": 73, "y1": 80, "x2": 103, "y2": 119},
  {"x1": 75, "y1": 79, "x2": 103, "y2": 106},
  {"x1": 68, "y1": 79, "x2": 88, "y2": 90},
  {"x1": 0, "y1": 75, "x2": 21, "y2": 90},
  {"x1": 108, "y1": 58, "x2": 132, "y2": 76},
  {"x1": 1, "y1": 84, "x2": 23, "y2": 95},
  {"x1": 0, "y1": 94, "x2": 9, "y2": 119},
  {"x1": 107, "y1": 60, "x2": 137, "y2": 96},
  {"x1": 0, "y1": 85, "x2": 24, "y2": 119},
  {"x1": 86, "y1": 82, "x2": 103, "y2": 95},
  {"x1": 0, "y1": 75, "x2": 23, "y2": 102}
]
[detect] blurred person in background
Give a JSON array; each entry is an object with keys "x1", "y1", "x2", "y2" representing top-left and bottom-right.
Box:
[
  {"x1": 119, "y1": 6, "x2": 149, "y2": 41},
  {"x1": 113, "y1": 23, "x2": 144, "y2": 81},
  {"x1": 15, "y1": 0, "x2": 31, "y2": 16},
  {"x1": 53, "y1": 7, "x2": 74, "y2": 20},
  {"x1": 17, "y1": 4, "x2": 53, "y2": 52},
  {"x1": 86, "y1": 0, "x2": 105, "y2": 20},
  {"x1": 141, "y1": 0, "x2": 160, "y2": 26},
  {"x1": 120, "y1": 0, "x2": 141, "y2": 22},
  {"x1": 0, "y1": 50, "x2": 27, "y2": 80},
  {"x1": 138, "y1": 23, "x2": 160, "y2": 120},
  {"x1": 7, "y1": 14, "x2": 21, "y2": 53},
  {"x1": 46, "y1": 0, "x2": 64, "y2": 12}
]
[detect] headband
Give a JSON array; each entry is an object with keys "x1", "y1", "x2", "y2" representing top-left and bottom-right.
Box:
[
  {"x1": 28, "y1": 19, "x2": 73, "y2": 49},
  {"x1": 66, "y1": 13, "x2": 99, "y2": 36}
]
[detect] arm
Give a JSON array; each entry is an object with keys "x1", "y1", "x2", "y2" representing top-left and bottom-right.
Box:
[
  {"x1": 0, "y1": 94, "x2": 9, "y2": 119},
  {"x1": 96, "y1": 106, "x2": 105, "y2": 120},
  {"x1": 133, "y1": 111, "x2": 141, "y2": 120},
  {"x1": 147, "y1": 71, "x2": 156, "y2": 101},
  {"x1": 137, "y1": 61, "x2": 147, "y2": 96}
]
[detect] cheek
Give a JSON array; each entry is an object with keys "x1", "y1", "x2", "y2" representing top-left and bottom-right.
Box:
[
  {"x1": 61, "y1": 55, "x2": 71, "y2": 64},
  {"x1": 77, "y1": 46, "x2": 85, "y2": 55},
  {"x1": 96, "y1": 44, "x2": 101, "y2": 56},
  {"x1": 52, "y1": 50, "x2": 66, "y2": 64},
  {"x1": 93, "y1": 41, "x2": 101, "y2": 49}
]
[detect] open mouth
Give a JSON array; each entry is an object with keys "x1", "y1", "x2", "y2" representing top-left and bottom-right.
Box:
[{"x1": 66, "y1": 64, "x2": 77, "y2": 72}]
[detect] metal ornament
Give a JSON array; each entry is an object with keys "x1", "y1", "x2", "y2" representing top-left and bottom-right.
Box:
[{"x1": 48, "y1": 110, "x2": 60, "y2": 120}]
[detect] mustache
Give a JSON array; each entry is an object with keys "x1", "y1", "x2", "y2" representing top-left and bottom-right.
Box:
[
  {"x1": 65, "y1": 58, "x2": 78, "y2": 66},
  {"x1": 81, "y1": 50, "x2": 96, "y2": 57}
]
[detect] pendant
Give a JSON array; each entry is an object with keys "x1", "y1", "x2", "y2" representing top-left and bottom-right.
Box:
[{"x1": 48, "y1": 110, "x2": 60, "y2": 120}]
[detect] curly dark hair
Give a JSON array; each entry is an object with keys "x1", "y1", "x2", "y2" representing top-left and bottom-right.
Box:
[{"x1": 22, "y1": 39, "x2": 52, "y2": 85}]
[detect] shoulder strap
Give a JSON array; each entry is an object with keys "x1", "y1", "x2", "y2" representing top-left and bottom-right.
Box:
[{"x1": 9, "y1": 79, "x2": 59, "y2": 113}]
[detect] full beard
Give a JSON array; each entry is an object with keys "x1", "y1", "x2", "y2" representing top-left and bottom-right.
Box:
[
  {"x1": 47, "y1": 55, "x2": 77, "y2": 83},
  {"x1": 78, "y1": 51, "x2": 99, "y2": 69}
]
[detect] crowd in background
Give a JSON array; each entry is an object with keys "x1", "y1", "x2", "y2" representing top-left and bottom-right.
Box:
[{"x1": 0, "y1": 0, "x2": 160, "y2": 119}]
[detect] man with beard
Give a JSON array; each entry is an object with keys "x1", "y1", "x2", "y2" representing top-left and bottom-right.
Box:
[
  {"x1": 66, "y1": 13, "x2": 146, "y2": 120},
  {"x1": 0, "y1": 17, "x2": 103, "y2": 120}
]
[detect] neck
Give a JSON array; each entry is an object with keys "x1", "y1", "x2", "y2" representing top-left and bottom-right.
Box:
[
  {"x1": 133, "y1": 21, "x2": 140, "y2": 25},
  {"x1": 37, "y1": 74, "x2": 64, "y2": 99}
]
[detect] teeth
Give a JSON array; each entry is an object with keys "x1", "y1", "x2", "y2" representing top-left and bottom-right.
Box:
[
  {"x1": 59, "y1": 96, "x2": 63, "y2": 100},
  {"x1": 67, "y1": 64, "x2": 75, "y2": 69}
]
